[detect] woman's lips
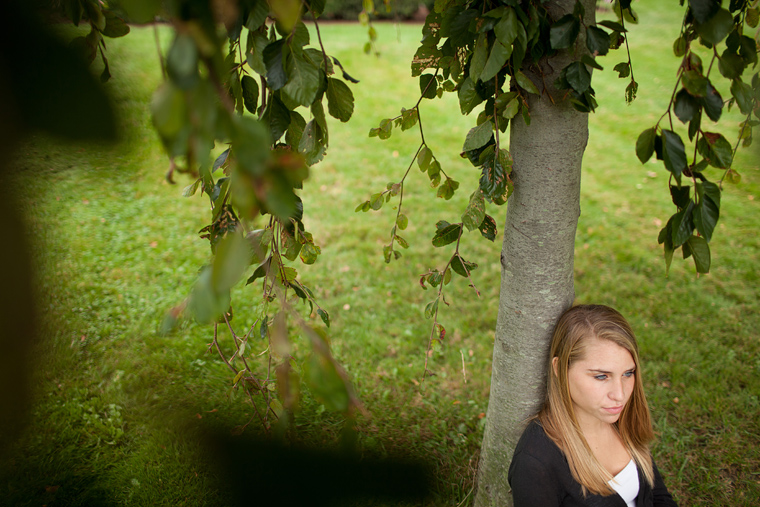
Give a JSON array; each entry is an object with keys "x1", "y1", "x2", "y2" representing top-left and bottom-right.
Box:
[{"x1": 603, "y1": 406, "x2": 624, "y2": 414}]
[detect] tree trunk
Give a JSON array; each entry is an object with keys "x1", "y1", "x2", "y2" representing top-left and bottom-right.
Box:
[{"x1": 474, "y1": 1, "x2": 595, "y2": 505}]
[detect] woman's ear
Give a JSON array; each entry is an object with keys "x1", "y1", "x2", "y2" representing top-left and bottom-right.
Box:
[{"x1": 551, "y1": 356, "x2": 559, "y2": 377}]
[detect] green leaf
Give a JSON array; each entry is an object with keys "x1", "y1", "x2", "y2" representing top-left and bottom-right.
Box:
[
  {"x1": 673, "y1": 35, "x2": 687, "y2": 57},
  {"x1": 458, "y1": 77, "x2": 483, "y2": 114},
  {"x1": 719, "y1": 50, "x2": 745, "y2": 80},
  {"x1": 670, "y1": 185, "x2": 691, "y2": 209},
  {"x1": 598, "y1": 20, "x2": 626, "y2": 32},
  {"x1": 478, "y1": 215, "x2": 498, "y2": 241},
  {"x1": 317, "y1": 308, "x2": 330, "y2": 328},
  {"x1": 681, "y1": 70, "x2": 709, "y2": 97},
  {"x1": 747, "y1": 7, "x2": 760, "y2": 28},
  {"x1": 241, "y1": 75, "x2": 259, "y2": 114},
  {"x1": 417, "y1": 146, "x2": 433, "y2": 171},
  {"x1": 550, "y1": 14, "x2": 581, "y2": 49},
  {"x1": 304, "y1": 349, "x2": 350, "y2": 412},
  {"x1": 462, "y1": 191, "x2": 486, "y2": 232},
  {"x1": 481, "y1": 40, "x2": 512, "y2": 83},
  {"x1": 326, "y1": 78, "x2": 354, "y2": 122},
  {"x1": 411, "y1": 44, "x2": 443, "y2": 77},
  {"x1": 246, "y1": 30, "x2": 269, "y2": 76},
  {"x1": 462, "y1": 121, "x2": 494, "y2": 152},
  {"x1": 262, "y1": 94, "x2": 291, "y2": 143},
  {"x1": 564, "y1": 62, "x2": 591, "y2": 94},
  {"x1": 420, "y1": 74, "x2": 437, "y2": 99},
  {"x1": 300, "y1": 242, "x2": 321, "y2": 264},
  {"x1": 437, "y1": 178, "x2": 460, "y2": 200},
  {"x1": 432, "y1": 223, "x2": 462, "y2": 247},
  {"x1": 397, "y1": 214, "x2": 409, "y2": 230},
  {"x1": 689, "y1": 0, "x2": 721, "y2": 24},
  {"x1": 636, "y1": 127, "x2": 657, "y2": 163},
  {"x1": 264, "y1": 39, "x2": 287, "y2": 90},
  {"x1": 469, "y1": 33, "x2": 489, "y2": 83},
  {"x1": 697, "y1": 8, "x2": 733, "y2": 45},
  {"x1": 674, "y1": 89, "x2": 699, "y2": 123},
  {"x1": 700, "y1": 82, "x2": 723, "y2": 121},
  {"x1": 515, "y1": 71, "x2": 540, "y2": 95},
  {"x1": 102, "y1": 11, "x2": 131, "y2": 38},
  {"x1": 282, "y1": 53, "x2": 320, "y2": 107},
  {"x1": 494, "y1": 7, "x2": 521, "y2": 46},
  {"x1": 581, "y1": 54, "x2": 603, "y2": 71},
  {"x1": 424, "y1": 298, "x2": 439, "y2": 319},
  {"x1": 369, "y1": 192, "x2": 384, "y2": 210},
  {"x1": 189, "y1": 267, "x2": 231, "y2": 325},
  {"x1": 687, "y1": 235, "x2": 711, "y2": 273},
  {"x1": 698, "y1": 132, "x2": 733, "y2": 168},
  {"x1": 586, "y1": 26, "x2": 610, "y2": 56},
  {"x1": 731, "y1": 79, "x2": 754, "y2": 114},
  {"x1": 395, "y1": 235, "x2": 409, "y2": 249},
  {"x1": 693, "y1": 181, "x2": 720, "y2": 242},
  {"x1": 671, "y1": 200, "x2": 695, "y2": 247},
  {"x1": 167, "y1": 34, "x2": 199, "y2": 87},
  {"x1": 662, "y1": 130, "x2": 687, "y2": 179},
  {"x1": 613, "y1": 62, "x2": 630, "y2": 78},
  {"x1": 450, "y1": 254, "x2": 478, "y2": 277}
]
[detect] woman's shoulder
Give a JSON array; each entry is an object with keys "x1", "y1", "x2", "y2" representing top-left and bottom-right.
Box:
[{"x1": 513, "y1": 419, "x2": 565, "y2": 463}]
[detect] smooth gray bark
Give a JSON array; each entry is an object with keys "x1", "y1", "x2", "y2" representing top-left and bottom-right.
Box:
[{"x1": 474, "y1": 1, "x2": 595, "y2": 505}]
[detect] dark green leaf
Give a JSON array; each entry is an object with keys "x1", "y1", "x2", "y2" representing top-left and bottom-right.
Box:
[
  {"x1": 698, "y1": 132, "x2": 733, "y2": 168},
  {"x1": 263, "y1": 94, "x2": 291, "y2": 143},
  {"x1": 598, "y1": 20, "x2": 626, "y2": 32},
  {"x1": 700, "y1": 82, "x2": 723, "y2": 121},
  {"x1": 581, "y1": 54, "x2": 603, "y2": 71},
  {"x1": 687, "y1": 235, "x2": 711, "y2": 273},
  {"x1": 494, "y1": 7, "x2": 521, "y2": 46},
  {"x1": 731, "y1": 79, "x2": 753, "y2": 114},
  {"x1": 697, "y1": 8, "x2": 733, "y2": 45},
  {"x1": 102, "y1": 11, "x2": 130, "y2": 38},
  {"x1": 673, "y1": 36, "x2": 687, "y2": 57},
  {"x1": 688, "y1": 109, "x2": 702, "y2": 141},
  {"x1": 462, "y1": 121, "x2": 494, "y2": 152},
  {"x1": 515, "y1": 71, "x2": 540, "y2": 95},
  {"x1": 264, "y1": 39, "x2": 287, "y2": 90},
  {"x1": 681, "y1": 70, "x2": 709, "y2": 97},
  {"x1": 671, "y1": 200, "x2": 695, "y2": 247},
  {"x1": 241, "y1": 75, "x2": 259, "y2": 114},
  {"x1": 450, "y1": 255, "x2": 478, "y2": 277},
  {"x1": 282, "y1": 53, "x2": 320, "y2": 107},
  {"x1": 586, "y1": 26, "x2": 610, "y2": 56},
  {"x1": 636, "y1": 127, "x2": 657, "y2": 163},
  {"x1": 167, "y1": 34, "x2": 198, "y2": 87},
  {"x1": 719, "y1": 50, "x2": 745, "y2": 80},
  {"x1": 662, "y1": 129, "x2": 687, "y2": 178},
  {"x1": 326, "y1": 78, "x2": 354, "y2": 122},
  {"x1": 481, "y1": 40, "x2": 512, "y2": 82},
  {"x1": 317, "y1": 308, "x2": 330, "y2": 328},
  {"x1": 432, "y1": 223, "x2": 462, "y2": 247},
  {"x1": 420, "y1": 74, "x2": 437, "y2": 99},
  {"x1": 613, "y1": 62, "x2": 630, "y2": 78},
  {"x1": 670, "y1": 185, "x2": 691, "y2": 208},
  {"x1": 564, "y1": 62, "x2": 591, "y2": 94},
  {"x1": 478, "y1": 214, "x2": 498, "y2": 241},
  {"x1": 458, "y1": 77, "x2": 483, "y2": 115},
  {"x1": 658, "y1": 219, "x2": 675, "y2": 273},
  {"x1": 550, "y1": 14, "x2": 580, "y2": 49},
  {"x1": 689, "y1": 0, "x2": 721, "y2": 24},
  {"x1": 674, "y1": 89, "x2": 699, "y2": 123},
  {"x1": 694, "y1": 182, "x2": 720, "y2": 242},
  {"x1": 469, "y1": 33, "x2": 489, "y2": 83}
]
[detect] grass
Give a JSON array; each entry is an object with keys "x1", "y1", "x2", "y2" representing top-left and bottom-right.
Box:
[{"x1": 2, "y1": 0, "x2": 760, "y2": 505}]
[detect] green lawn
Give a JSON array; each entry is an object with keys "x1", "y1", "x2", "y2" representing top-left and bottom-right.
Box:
[{"x1": 2, "y1": 1, "x2": 760, "y2": 505}]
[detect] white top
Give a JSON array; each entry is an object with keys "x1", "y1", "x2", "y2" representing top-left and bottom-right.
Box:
[{"x1": 608, "y1": 459, "x2": 639, "y2": 507}]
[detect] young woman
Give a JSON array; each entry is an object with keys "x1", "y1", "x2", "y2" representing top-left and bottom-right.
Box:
[{"x1": 508, "y1": 305, "x2": 678, "y2": 506}]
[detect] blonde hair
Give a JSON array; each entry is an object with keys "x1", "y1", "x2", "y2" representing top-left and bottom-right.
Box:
[{"x1": 537, "y1": 304, "x2": 655, "y2": 496}]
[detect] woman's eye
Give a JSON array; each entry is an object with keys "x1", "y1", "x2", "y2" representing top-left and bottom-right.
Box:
[
  {"x1": 624, "y1": 370, "x2": 635, "y2": 378},
  {"x1": 594, "y1": 375, "x2": 607, "y2": 381}
]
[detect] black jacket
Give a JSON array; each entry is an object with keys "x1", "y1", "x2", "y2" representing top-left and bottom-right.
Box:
[{"x1": 508, "y1": 421, "x2": 678, "y2": 507}]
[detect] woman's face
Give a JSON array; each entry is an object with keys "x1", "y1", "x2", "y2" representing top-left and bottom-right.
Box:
[{"x1": 565, "y1": 337, "x2": 636, "y2": 432}]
